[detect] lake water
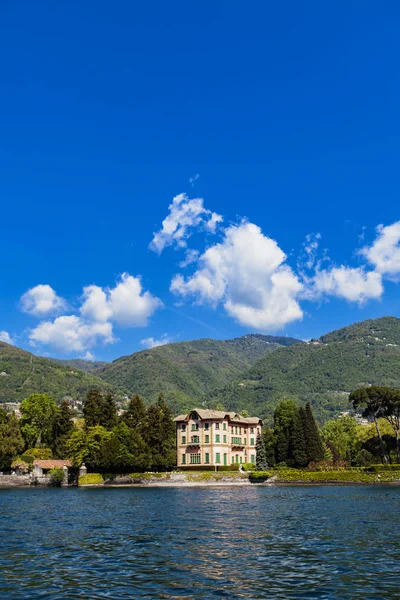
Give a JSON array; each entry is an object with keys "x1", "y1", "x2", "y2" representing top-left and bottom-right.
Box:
[{"x1": 0, "y1": 485, "x2": 399, "y2": 599}]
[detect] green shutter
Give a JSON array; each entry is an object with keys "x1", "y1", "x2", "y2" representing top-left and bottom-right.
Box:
[{"x1": 216, "y1": 453, "x2": 221, "y2": 463}]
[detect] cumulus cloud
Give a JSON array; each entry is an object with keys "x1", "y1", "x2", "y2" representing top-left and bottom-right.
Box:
[
  {"x1": 20, "y1": 284, "x2": 66, "y2": 317},
  {"x1": 179, "y1": 249, "x2": 200, "y2": 268},
  {"x1": 29, "y1": 315, "x2": 115, "y2": 354},
  {"x1": 80, "y1": 273, "x2": 162, "y2": 327},
  {"x1": 171, "y1": 221, "x2": 303, "y2": 330},
  {"x1": 149, "y1": 193, "x2": 223, "y2": 254},
  {"x1": 311, "y1": 266, "x2": 383, "y2": 304},
  {"x1": 0, "y1": 330, "x2": 14, "y2": 344},
  {"x1": 361, "y1": 220, "x2": 400, "y2": 279},
  {"x1": 140, "y1": 334, "x2": 172, "y2": 349}
]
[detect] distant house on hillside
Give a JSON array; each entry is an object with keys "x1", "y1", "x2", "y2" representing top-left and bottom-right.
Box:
[{"x1": 174, "y1": 409, "x2": 263, "y2": 468}]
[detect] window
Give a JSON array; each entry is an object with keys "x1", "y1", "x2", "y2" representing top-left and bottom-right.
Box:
[
  {"x1": 215, "y1": 423, "x2": 220, "y2": 430},
  {"x1": 205, "y1": 435, "x2": 209, "y2": 443},
  {"x1": 250, "y1": 438, "x2": 254, "y2": 445},
  {"x1": 182, "y1": 424, "x2": 186, "y2": 432},
  {"x1": 235, "y1": 426, "x2": 238, "y2": 434},
  {"x1": 216, "y1": 453, "x2": 221, "y2": 463},
  {"x1": 182, "y1": 436, "x2": 186, "y2": 444},
  {"x1": 232, "y1": 456, "x2": 234, "y2": 464},
  {"x1": 251, "y1": 455, "x2": 255, "y2": 464},
  {"x1": 223, "y1": 423, "x2": 227, "y2": 430},
  {"x1": 205, "y1": 423, "x2": 209, "y2": 430},
  {"x1": 190, "y1": 453, "x2": 201, "y2": 464},
  {"x1": 232, "y1": 437, "x2": 242, "y2": 445},
  {"x1": 191, "y1": 436, "x2": 200, "y2": 443},
  {"x1": 191, "y1": 424, "x2": 199, "y2": 431},
  {"x1": 182, "y1": 454, "x2": 186, "y2": 464},
  {"x1": 231, "y1": 427, "x2": 234, "y2": 434},
  {"x1": 250, "y1": 427, "x2": 254, "y2": 434},
  {"x1": 240, "y1": 456, "x2": 243, "y2": 463},
  {"x1": 205, "y1": 453, "x2": 210, "y2": 464},
  {"x1": 235, "y1": 455, "x2": 239, "y2": 463},
  {"x1": 223, "y1": 435, "x2": 227, "y2": 443},
  {"x1": 216, "y1": 435, "x2": 220, "y2": 443}
]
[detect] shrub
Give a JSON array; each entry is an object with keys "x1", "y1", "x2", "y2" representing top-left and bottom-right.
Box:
[
  {"x1": 24, "y1": 448, "x2": 53, "y2": 460},
  {"x1": 78, "y1": 473, "x2": 104, "y2": 485},
  {"x1": 241, "y1": 462, "x2": 255, "y2": 472},
  {"x1": 308, "y1": 460, "x2": 349, "y2": 471},
  {"x1": 367, "y1": 464, "x2": 400, "y2": 472},
  {"x1": 11, "y1": 460, "x2": 30, "y2": 474},
  {"x1": 249, "y1": 471, "x2": 271, "y2": 482},
  {"x1": 218, "y1": 464, "x2": 240, "y2": 471},
  {"x1": 49, "y1": 468, "x2": 65, "y2": 487},
  {"x1": 20, "y1": 454, "x2": 34, "y2": 465}
]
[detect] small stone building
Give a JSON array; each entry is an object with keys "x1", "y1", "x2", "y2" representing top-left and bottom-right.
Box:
[{"x1": 33, "y1": 459, "x2": 72, "y2": 485}]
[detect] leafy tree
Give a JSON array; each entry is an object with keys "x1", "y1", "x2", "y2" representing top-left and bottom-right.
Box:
[
  {"x1": 378, "y1": 387, "x2": 400, "y2": 462},
  {"x1": 273, "y1": 400, "x2": 298, "y2": 464},
  {"x1": 0, "y1": 411, "x2": 24, "y2": 470},
  {"x1": 262, "y1": 427, "x2": 276, "y2": 466},
  {"x1": 49, "y1": 468, "x2": 65, "y2": 487},
  {"x1": 349, "y1": 387, "x2": 389, "y2": 463},
  {"x1": 290, "y1": 410, "x2": 308, "y2": 467},
  {"x1": 302, "y1": 403, "x2": 324, "y2": 463},
  {"x1": 240, "y1": 410, "x2": 249, "y2": 418},
  {"x1": 215, "y1": 403, "x2": 226, "y2": 412},
  {"x1": 24, "y1": 447, "x2": 53, "y2": 460},
  {"x1": 255, "y1": 433, "x2": 268, "y2": 470},
  {"x1": 144, "y1": 395, "x2": 176, "y2": 469},
  {"x1": 20, "y1": 393, "x2": 58, "y2": 448},
  {"x1": 122, "y1": 394, "x2": 146, "y2": 430},
  {"x1": 83, "y1": 390, "x2": 105, "y2": 428},
  {"x1": 321, "y1": 415, "x2": 359, "y2": 462}
]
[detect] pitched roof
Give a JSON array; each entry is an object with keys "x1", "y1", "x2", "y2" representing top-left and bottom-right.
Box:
[
  {"x1": 174, "y1": 408, "x2": 262, "y2": 424},
  {"x1": 33, "y1": 460, "x2": 72, "y2": 469}
]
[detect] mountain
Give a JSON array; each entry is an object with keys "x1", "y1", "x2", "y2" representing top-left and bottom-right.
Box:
[
  {"x1": 95, "y1": 334, "x2": 301, "y2": 413},
  {"x1": 0, "y1": 342, "x2": 116, "y2": 404},
  {"x1": 52, "y1": 358, "x2": 108, "y2": 372},
  {"x1": 209, "y1": 317, "x2": 400, "y2": 423}
]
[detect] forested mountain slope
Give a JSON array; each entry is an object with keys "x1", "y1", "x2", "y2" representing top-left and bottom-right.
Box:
[{"x1": 209, "y1": 317, "x2": 400, "y2": 423}]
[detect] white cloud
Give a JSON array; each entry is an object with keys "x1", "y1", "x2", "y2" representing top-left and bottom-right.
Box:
[
  {"x1": 171, "y1": 221, "x2": 303, "y2": 330},
  {"x1": 361, "y1": 221, "x2": 400, "y2": 279},
  {"x1": 149, "y1": 193, "x2": 223, "y2": 254},
  {"x1": 82, "y1": 351, "x2": 95, "y2": 361},
  {"x1": 29, "y1": 315, "x2": 115, "y2": 354},
  {"x1": 20, "y1": 284, "x2": 66, "y2": 317},
  {"x1": 140, "y1": 334, "x2": 172, "y2": 349},
  {"x1": 189, "y1": 173, "x2": 200, "y2": 187},
  {"x1": 80, "y1": 273, "x2": 162, "y2": 327},
  {"x1": 0, "y1": 331, "x2": 13, "y2": 344},
  {"x1": 179, "y1": 249, "x2": 200, "y2": 268},
  {"x1": 312, "y1": 266, "x2": 383, "y2": 303}
]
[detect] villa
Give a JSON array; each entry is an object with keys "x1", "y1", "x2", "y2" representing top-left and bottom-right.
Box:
[{"x1": 174, "y1": 409, "x2": 263, "y2": 468}]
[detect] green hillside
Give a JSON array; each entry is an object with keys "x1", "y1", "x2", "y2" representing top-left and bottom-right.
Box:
[
  {"x1": 52, "y1": 358, "x2": 108, "y2": 372},
  {"x1": 209, "y1": 317, "x2": 400, "y2": 423},
  {"x1": 0, "y1": 342, "x2": 117, "y2": 403},
  {"x1": 96, "y1": 334, "x2": 301, "y2": 413}
]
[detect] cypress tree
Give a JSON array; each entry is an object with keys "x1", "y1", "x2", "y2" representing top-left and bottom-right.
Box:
[
  {"x1": 255, "y1": 433, "x2": 268, "y2": 470},
  {"x1": 303, "y1": 403, "x2": 324, "y2": 462},
  {"x1": 273, "y1": 400, "x2": 298, "y2": 464},
  {"x1": 144, "y1": 394, "x2": 176, "y2": 470},
  {"x1": 122, "y1": 394, "x2": 146, "y2": 431},
  {"x1": 290, "y1": 409, "x2": 308, "y2": 467},
  {"x1": 51, "y1": 400, "x2": 74, "y2": 457},
  {"x1": 83, "y1": 390, "x2": 104, "y2": 428},
  {"x1": 102, "y1": 394, "x2": 118, "y2": 430}
]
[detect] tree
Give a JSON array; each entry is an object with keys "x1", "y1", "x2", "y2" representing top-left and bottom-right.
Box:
[
  {"x1": 273, "y1": 400, "x2": 298, "y2": 464},
  {"x1": 262, "y1": 427, "x2": 276, "y2": 466},
  {"x1": 255, "y1": 433, "x2": 268, "y2": 470},
  {"x1": 83, "y1": 390, "x2": 105, "y2": 428},
  {"x1": 122, "y1": 394, "x2": 146, "y2": 430},
  {"x1": 378, "y1": 388, "x2": 400, "y2": 462},
  {"x1": 349, "y1": 387, "x2": 389, "y2": 463},
  {"x1": 51, "y1": 400, "x2": 74, "y2": 457},
  {"x1": 143, "y1": 395, "x2": 176, "y2": 469},
  {"x1": 20, "y1": 393, "x2": 58, "y2": 448},
  {"x1": 102, "y1": 394, "x2": 117, "y2": 430},
  {"x1": 321, "y1": 415, "x2": 359, "y2": 462},
  {"x1": 302, "y1": 403, "x2": 324, "y2": 463},
  {"x1": 290, "y1": 410, "x2": 308, "y2": 467},
  {"x1": 0, "y1": 411, "x2": 24, "y2": 470}
]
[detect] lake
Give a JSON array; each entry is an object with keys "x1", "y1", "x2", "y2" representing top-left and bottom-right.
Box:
[{"x1": 0, "y1": 486, "x2": 399, "y2": 599}]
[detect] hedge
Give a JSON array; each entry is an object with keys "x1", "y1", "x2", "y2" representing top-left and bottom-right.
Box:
[{"x1": 78, "y1": 473, "x2": 104, "y2": 485}]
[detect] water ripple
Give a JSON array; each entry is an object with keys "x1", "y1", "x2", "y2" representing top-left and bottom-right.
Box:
[{"x1": 0, "y1": 486, "x2": 399, "y2": 599}]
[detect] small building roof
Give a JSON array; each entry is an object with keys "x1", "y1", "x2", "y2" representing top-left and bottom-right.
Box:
[
  {"x1": 33, "y1": 460, "x2": 72, "y2": 469},
  {"x1": 174, "y1": 408, "x2": 262, "y2": 425}
]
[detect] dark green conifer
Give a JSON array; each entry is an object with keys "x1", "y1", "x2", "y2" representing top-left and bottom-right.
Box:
[
  {"x1": 122, "y1": 394, "x2": 146, "y2": 431},
  {"x1": 83, "y1": 389, "x2": 105, "y2": 428},
  {"x1": 255, "y1": 433, "x2": 268, "y2": 470},
  {"x1": 303, "y1": 402, "x2": 324, "y2": 462},
  {"x1": 102, "y1": 394, "x2": 118, "y2": 430},
  {"x1": 290, "y1": 409, "x2": 308, "y2": 467}
]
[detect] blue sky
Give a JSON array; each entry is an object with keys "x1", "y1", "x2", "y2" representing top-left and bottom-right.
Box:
[{"x1": 1, "y1": 1, "x2": 399, "y2": 360}]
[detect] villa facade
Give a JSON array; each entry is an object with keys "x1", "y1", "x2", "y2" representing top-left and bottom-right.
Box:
[{"x1": 174, "y1": 409, "x2": 263, "y2": 468}]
